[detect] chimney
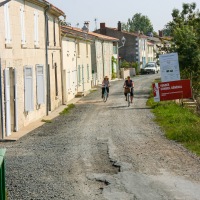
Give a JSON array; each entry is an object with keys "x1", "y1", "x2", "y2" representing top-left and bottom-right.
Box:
[
  {"x1": 118, "y1": 21, "x2": 121, "y2": 31},
  {"x1": 159, "y1": 30, "x2": 163, "y2": 37},
  {"x1": 100, "y1": 23, "x2": 105, "y2": 29},
  {"x1": 84, "y1": 21, "x2": 90, "y2": 31},
  {"x1": 100, "y1": 23, "x2": 106, "y2": 35}
]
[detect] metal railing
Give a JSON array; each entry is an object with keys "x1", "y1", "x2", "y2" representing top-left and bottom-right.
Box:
[{"x1": 0, "y1": 149, "x2": 6, "y2": 200}]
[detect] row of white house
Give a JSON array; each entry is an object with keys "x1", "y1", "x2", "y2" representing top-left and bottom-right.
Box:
[{"x1": 0, "y1": 0, "x2": 119, "y2": 139}]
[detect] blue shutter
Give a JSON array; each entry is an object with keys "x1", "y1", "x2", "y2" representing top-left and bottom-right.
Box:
[
  {"x1": 36, "y1": 65, "x2": 45, "y2": 104},
  {"x1": 24, "y1": 66, "x2": 34, "y2": 111}
]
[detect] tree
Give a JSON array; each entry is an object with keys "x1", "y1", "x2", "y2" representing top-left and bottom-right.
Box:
[
  {"x1": 125, "y1": 13, "x2": 154, "y2": 34},
  {"x1": 164, "y1": 2, "x2": 200, "y2": 99},
  {"x1": 162, "y1": 24, "x2": 172, "y2": 36},
  {"x1": 166, "y1": 3, "x2": 200, "y2": 71}
]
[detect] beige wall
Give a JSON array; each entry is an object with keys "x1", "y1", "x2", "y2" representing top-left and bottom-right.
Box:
[
  {"x1": 147, "y1": 45, "x2": 154, "y2": 62},
  {"x1": 77, "y1": 39, "x2": 92, "y2": 94},
  {"x1": 0, "y1": 0, "x2": 63, "y2": 135},
  {"x1": 95, "y1": 40, "x2": 104, "y2": 84},
  {"x1": 94, "y1": 40, "x2": 113, "y2": 84},
  {"x1": 103, "y1": 41, "x2": 113, "y2": 80},
  {"x1": 62, "y1": 36, "x2": 92, "y2": 102},
  {"x1": 62, "y1": 37, "x2": 77, "y2": 102}
]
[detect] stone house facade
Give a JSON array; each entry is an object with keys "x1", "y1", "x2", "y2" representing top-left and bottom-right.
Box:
[
  {"x1": 89, "y1": 32, "x2": 118, "y2": 84},
  {"x1": 0, "y1": 0, "x2": 65, "y2": 138},
  {"x1": 61, "y1": 26, "x2": 93, "y2": 102}
]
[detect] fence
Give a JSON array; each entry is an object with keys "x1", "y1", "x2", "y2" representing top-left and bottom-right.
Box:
[{"x1": 0, "y1": 149, "x2": 6, "y2": 200}]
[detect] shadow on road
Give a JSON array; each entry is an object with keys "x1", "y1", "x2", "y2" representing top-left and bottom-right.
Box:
[{"x1": 108, "y1": 106, "x2": 151, "y2": 110}]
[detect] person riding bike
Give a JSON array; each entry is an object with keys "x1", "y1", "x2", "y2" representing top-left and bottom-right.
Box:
[
  {"x1": 123, "y1": 76, "x2": 134, "y2": 103},
  {"x1": 102, "y1": 76, "x2": 110, "y2": 98}
]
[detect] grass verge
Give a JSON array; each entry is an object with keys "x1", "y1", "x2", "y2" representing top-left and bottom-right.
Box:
[
  {"x1": 147, "y1": 83, "x2": 200, "y2": 156},
  {"x1": 59, "y1": 103, "x2": 75, "y2": 115}
]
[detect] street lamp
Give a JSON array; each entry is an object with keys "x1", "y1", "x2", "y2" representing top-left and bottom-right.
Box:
[{"x1": 118, "y1": 36, "x2": 126, "y2": 49}]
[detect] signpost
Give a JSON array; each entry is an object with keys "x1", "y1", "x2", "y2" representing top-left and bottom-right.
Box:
[
  {"x1": 159, "y1": 53, "x2": 180, "y2": 82},
  {"x1": 153, "y1": 80, "x2": 192, "y2": 102}
]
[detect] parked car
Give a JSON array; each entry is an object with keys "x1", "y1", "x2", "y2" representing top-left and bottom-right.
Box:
[{"x1": 141, "y1": 62, "x2": 159, "y2": 74}]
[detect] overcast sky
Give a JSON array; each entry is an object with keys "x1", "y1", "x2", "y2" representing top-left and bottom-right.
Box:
[{"x1": 48, "y1": 0, "x2": 198, "y2": 33}]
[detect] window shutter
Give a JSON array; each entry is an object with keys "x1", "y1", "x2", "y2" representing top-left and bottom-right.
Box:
[
  {"x1": 4, "y1": 68, "x2": 11, "y2": 136},
  {"x1": 34, "y1": 11, "x2": 39, "y2": 45},
  {"x1": 24, "y1": 66, "x2": 34, "y2": 111},
  {"x1": 78, "y1": 65, "x2": 81, "y2": 84},
  {"x1": 87, "y1": 64, "x2": 89, "y2": 80},
  {"x1": 4, "y1": 3, "x2": 11, "y2": 43},
  {"x1": 67, "y1": 71, "x2": 71, "y2": 91},
  {"x1": 36, "y1": 65, "x2": 45, "y2": 104},
  {"x1": 20, "y1": 6, "x2": 26, "y2": 44},
  {"x1": 14, "y1": 68, "x2": 18, "y2": 132}
]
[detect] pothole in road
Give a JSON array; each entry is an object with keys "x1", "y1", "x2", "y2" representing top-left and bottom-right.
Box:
[
  {"x1": 88, "y1": 140, "x2": 121, "y2": 192},
  {"x1": 92, "y1": 141, "x2": 120, "y2": 175}
]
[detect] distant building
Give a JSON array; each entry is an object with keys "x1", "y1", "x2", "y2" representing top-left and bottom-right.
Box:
[{"x1": 94, "y1": 21, "x2": 149, "y2": 69}]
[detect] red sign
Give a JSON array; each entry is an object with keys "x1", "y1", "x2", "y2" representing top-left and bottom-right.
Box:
[{"x1": 152, "y1": 79, "x2": 192, "y2": 101}]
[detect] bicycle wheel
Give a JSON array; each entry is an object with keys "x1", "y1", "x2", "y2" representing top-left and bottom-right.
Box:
[
  {"x1": 103, "y1": 92, "x2": 107, "y2": 102},
  {"x1": 127, "y1": 93, "x2": 130, "y2": 107}
]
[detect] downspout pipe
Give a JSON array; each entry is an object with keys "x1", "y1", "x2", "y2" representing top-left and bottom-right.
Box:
[
  {"x1": 59, "y1": 16, "x2": 66, "y2": 105},
  {"x1": 45, "y1": 4, "x2": 50, "y2": 116},
  {"x1": 102, "y1": 40, "x2": 105, "y2": 79},
  {"x1": 0, "y1": 58, "x2": 4, "y2": 139}
]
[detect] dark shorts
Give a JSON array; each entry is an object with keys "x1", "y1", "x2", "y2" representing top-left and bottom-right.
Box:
[
  {"x1": 124, "y1": 88, "x2": 133, "y2": 97},
  {"x1": 102, "y1": 87, "x2": 109, "y2": 94}
]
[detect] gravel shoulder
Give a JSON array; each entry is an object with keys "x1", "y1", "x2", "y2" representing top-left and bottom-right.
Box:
[{"x1": 1, "y1": 74, "x2": 200, "y2": 200}]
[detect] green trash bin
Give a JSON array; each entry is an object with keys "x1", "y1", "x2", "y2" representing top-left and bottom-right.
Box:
[{"x1": 0, "y1": 149, "x2": 6, "y2": 200}]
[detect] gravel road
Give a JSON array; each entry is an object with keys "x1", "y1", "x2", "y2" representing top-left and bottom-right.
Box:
[{"x1": 1, "y1": 74, "x2": 200, "y2": 200}]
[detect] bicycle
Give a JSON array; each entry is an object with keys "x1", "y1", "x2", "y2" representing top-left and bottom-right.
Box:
[
  {"x1": 124, "y1": 87, "x2": 133, "y2": 107},
  {"x1": 102, "y1": 85, "x2": 108, "y2": 102}
]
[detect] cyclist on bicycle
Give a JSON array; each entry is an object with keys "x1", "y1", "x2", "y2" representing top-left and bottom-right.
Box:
[
  {"x1": 102, "y1": 76, "x2": 110, "y2": 98},
  {"x1": 123, "y1": 76, "x2": 134, "y2": 103}
]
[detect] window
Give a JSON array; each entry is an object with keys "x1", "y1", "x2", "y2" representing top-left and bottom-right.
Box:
[
  {"x1": 142, "y1": 57, "x2": 146, "y2": 67},
  {"x1": 113, "y1": 46, "x2": 117, "y2": 54},
  {"x1": 4, "y1": 3, "x2": 11, "y2": 44},
  {"x1": 53, "y1": 18, "x2": 56, "y2": 46},
  {"x1": 82, "y1": 65, "x2": 84, "y2": 83},
  {"x1": 77, "y1": 42, "x2": 80, "y2": 57},
  {"x1": 34, "y1": 10, "x2": 39, "y2": 46},
  {"x1": 67, "y1": 70, "x2": 71, "y2": 91},
  {"x1": 20, "y1": 6, "x2": 26, "y2": 45},
  {"x1": 36, "y1": 65, "x2": 45, "y2": 104},
  {"x1": 87, "y1": 64, "x2": 90, "y2": 80},
  {"x1": 78, "y1": 65, "x2": 81, "y2": 84},
  {"x1": 54, "y1": 63, "x2": 58, "y2": 96},
  {"x1": 24, "y1": 66, "x2": 34, "y2": 112},
  {"x1": 86, "y1": 42, "x2": 88, "y2": 57},
  {"x1": 143, "y1": 40, "x2": 146, "y2": 50}
]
